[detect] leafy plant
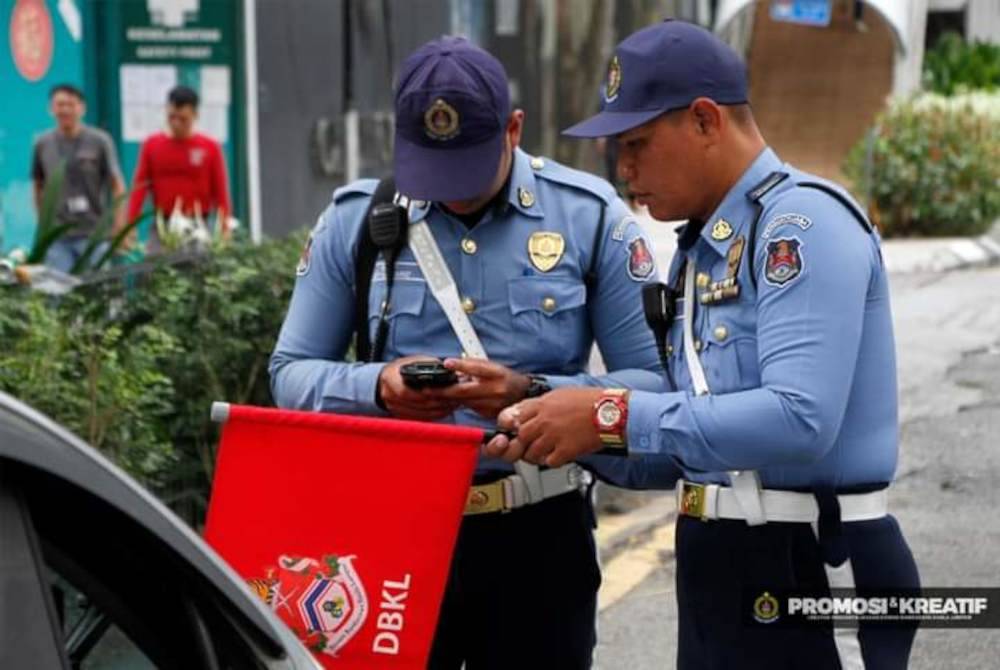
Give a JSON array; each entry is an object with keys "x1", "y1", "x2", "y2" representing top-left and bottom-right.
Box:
[
  {"x1": 845, "y1": 92, "x2": 1000, "y2": 237},
  {"x1": 0, "y1": 287, "x2": 178, "y2": 484},
  {"x1": 25, "y1": 162, "x2": 144, "y2": 273},
  {"x1": 0, "y1": 231, "x2": 307, "y2": 521},
  {"x1": 924, "y1": 32, "x2": 1000, "y2": 96}
]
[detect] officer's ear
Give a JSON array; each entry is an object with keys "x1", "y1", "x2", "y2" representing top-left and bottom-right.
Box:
[
  {"x1": 506, "y1": 109, "x2": 525, "y2": 150},
  {"x1": 689, "y1": 98, "x2": 723, "y2": 139}
]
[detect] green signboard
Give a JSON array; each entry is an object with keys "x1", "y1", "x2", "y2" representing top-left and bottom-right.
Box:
[{"x1": 96, "y1": 0, "x2": 244, "y2": 236}]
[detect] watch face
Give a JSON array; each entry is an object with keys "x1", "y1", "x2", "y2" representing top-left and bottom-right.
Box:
[{"x1": 597, "y1": 401, "x2": 622, "y2": 428}]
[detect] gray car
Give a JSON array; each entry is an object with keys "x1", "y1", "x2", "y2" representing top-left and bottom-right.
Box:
[{"x1": 0, "y1": 392, "x2": 321, "y2": 670}]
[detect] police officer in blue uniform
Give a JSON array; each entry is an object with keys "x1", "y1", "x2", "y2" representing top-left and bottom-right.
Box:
[
  {"x1": 489, "y1": 21, "x2": 920, "y2": 669},
  {"x1": 269, "y1": 37, "x2": 672, "y2": 668}
]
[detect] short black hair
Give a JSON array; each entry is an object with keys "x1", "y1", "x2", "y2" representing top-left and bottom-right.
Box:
[
  {"x1": 167, "y1": 85, "x2": 199, "y2": 109},
  {"x1": 49, "y1": 84, "x2": 84, "y2": 102}
]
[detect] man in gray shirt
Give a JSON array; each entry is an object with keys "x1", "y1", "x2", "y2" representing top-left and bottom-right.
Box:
[{"x1": 31, "y1": 84, "x2": 126, "y2": 273}]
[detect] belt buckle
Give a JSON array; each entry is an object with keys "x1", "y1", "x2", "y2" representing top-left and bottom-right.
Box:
[
  {"x1": 679, "y1": 482, "x2": 708, "y2": 521},
  {"x1": 464, "y1": 481, "x2": 506, "y2": 515}
]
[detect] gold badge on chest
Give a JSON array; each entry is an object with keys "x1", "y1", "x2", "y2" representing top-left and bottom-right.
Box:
[{"x1": 528, "y1": 232, "x2": 565, "y2": 272}]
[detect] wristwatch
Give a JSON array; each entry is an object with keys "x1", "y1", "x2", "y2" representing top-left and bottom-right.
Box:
[
  {"x1": 593, "y1": 388, "x2": 630, "y2": 451},
  {"x1": 524, "y1": 374, "x2": 551, "y2": 399}
]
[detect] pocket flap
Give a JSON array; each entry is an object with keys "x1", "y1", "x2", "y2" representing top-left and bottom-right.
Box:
[{"x1": 507, "y1": 276, "x2": 586, "y2": 317}]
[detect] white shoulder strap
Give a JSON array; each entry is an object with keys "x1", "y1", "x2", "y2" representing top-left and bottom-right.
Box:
[
  {"x1": 408, "y1": 219, "x2": 488, "y2": 359},
  {"x1": 406, "y1": 209, "x2": 547, "y2": 501},
  {"x1": 683, "y1": 257, "x2": 766, "y2": 525},
  {"x1": 682, "y1": 261, "x2": 710, "y2": 396}
]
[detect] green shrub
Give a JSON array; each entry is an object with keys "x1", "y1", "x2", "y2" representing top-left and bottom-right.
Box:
[
  {"x1": 924, "y1": 32, "x2": 1000, "y2": 96},
  {"x1": 0, "y1": 231, "x2": 307, "y2": 520},
  {"x1": 844, "y1": 92, "x2": 1000, "y2": 238}
]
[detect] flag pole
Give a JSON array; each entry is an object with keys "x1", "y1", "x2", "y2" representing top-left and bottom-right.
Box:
[{"x1": 210, "y1": 401, "x2": 230, "y2": 423}]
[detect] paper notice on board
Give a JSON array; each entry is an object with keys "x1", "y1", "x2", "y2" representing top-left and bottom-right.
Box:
[
  {"x1": 200, "y1": 66, "x2": 231, "y2": 105},
  {"x1": 120, "y1": 64, "x2": 176, "y2": 104},
  {"x1": 122, "y1": 104, "x2": 164, "y2": 142},
  {"x1": 199, "y1": 105, "x2": 228, "y2": 143}
]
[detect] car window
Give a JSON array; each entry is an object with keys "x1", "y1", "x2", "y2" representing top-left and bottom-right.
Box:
[
  {"x1": 12, "y1": 461, "x2": 268, "y2": 670},
  {"x1": 52, "y1": 574, "x2": 156, "y2": 669}
]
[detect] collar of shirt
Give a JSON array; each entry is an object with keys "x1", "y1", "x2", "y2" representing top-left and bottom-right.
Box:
[
  {"x1": 697, "y1": 146, "x2": 783, "y2": 258},
  {"x1": 505, "y1": 147, "x2": 545, "y2": 219}
]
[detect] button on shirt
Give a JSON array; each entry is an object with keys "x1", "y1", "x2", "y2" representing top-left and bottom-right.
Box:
[
  {"x1": 270, "y1": 148, "x2": 673, "y2": 482},
  {"x1": 626, "y1": 148, "x2": 898, "y2": 490}
]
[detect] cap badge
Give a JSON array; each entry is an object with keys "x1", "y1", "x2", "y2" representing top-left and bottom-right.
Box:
[
  {"x1": 604, "y1": 55, "x2": 622, "y2": 103},
  {"x1": 424, "y1": 98, "x2": 460, "y2": 141},
  {"x1": 711, "y1": 219, "x2": 733, "y2": 241},
  {"x1": 528, "y1": 232, "x2": 565, "y2": 272}
]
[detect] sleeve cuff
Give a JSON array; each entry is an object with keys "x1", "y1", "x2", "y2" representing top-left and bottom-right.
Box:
[
  {"x1": 347, "y1": 362, "x2": 389, "y2": 415},
  {"x1": 540, "y1": 373, "x2": 586, "y2": 390},
  {"x1": 626, "y1": 390, "x2": 667, "y2": 454}
]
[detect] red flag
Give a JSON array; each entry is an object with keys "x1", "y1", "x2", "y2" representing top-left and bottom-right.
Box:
[{"x1": 204, "y1": 405, "x2": 481, "y2": 668}]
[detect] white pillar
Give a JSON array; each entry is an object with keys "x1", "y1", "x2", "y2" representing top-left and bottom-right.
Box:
[
  {"x1": 893, "y1": 0, "x2": 930, "y2": 97},
  {"x1": 966, "y1": 0, "x2": 1000, "y2": 43},
  {"x1": 243, "y1": 0, "x2": 262, "y2": 243}
]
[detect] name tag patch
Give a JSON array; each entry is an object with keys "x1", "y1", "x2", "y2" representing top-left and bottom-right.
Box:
[
  {"x1": 762, "y1": 213, "x2": 812, "y2": 239},
  {"x1": 373, "y1": 261, "x2": 424, "y2": 282}
]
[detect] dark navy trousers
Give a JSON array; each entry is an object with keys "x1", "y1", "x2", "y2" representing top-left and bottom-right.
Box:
[
  {"x1": 675, "y1": 514, "x2": 920, "y2": 669},
  {"x1": 428, "y1": 489, "x2": 599, "y2": 669}
]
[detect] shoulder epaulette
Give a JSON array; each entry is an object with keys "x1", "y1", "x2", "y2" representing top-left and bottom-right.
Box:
[
  {"x1": 746, "y1": 171, "x2": 789, "y2": 203},
  {"x1": 332, "y1": 178, "x2": 379, "y2": 204},
  {"x1": 531, "y1": 157, "x2": 616, "y2": 205}
]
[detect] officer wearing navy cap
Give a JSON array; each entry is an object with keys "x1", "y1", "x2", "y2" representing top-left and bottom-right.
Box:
[
  {"x1": 490, "y1": 20, "x2": 920, "y2": 669},
  {"x1": 270, "y1": 36, "x2": 676, "y2": 668}
]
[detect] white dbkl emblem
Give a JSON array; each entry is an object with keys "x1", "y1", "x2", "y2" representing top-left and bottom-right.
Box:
[
  {"x1": 248, "y1": 554, "x2": 368, "y2": 657},
  {"x1": 147, "y1": 0, "x2": 199, "y2": 28},
  {"x1": 189, "y1": 148, "x2": 206, "y2": 166}
]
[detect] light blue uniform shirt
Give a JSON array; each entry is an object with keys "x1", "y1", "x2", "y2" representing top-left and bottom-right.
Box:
[
  {"x1": 270, "y1": 148, "x2": 674, "y2": 484},
  {"x1": 627, "y1": 148, "x2": 898, "y2": 490}
]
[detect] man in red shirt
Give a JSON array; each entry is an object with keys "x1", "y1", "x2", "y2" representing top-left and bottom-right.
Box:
[{"x1": 125, "y1": 86, "x2": 231, "y2": 252}]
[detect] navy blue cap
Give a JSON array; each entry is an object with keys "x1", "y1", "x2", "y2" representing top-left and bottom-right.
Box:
[
  {"x1": 394, "y1": 36, "x2": 510, "y2": 201},
  {"x1": 563, "y1": 20, "x2": 748, "y2": 138}
]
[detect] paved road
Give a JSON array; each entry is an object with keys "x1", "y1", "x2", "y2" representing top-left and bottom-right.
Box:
[{"x1": 594, "y1": 266, "x2": 1000, "y2": 669}]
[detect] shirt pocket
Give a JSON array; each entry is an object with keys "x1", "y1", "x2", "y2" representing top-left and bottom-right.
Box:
[
  {"x1": 699, "y1": 302, "x2": 759, "y2": 393},
  {"x1": 367, "y1": 280, "x2": 427, "y2": 357},
  {"x1": 507, "y1": 276, "x2": 587, "y2": 367}
]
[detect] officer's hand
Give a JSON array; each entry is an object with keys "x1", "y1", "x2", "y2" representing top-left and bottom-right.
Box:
[
  {"x1": 377, "y1": 356, "x2": 460, "y2": 421},
  {"x1": 488, "y1": 388, "x2": 605, "y2": 467},
  {"x1": 482, "y1": 399, "x2": 535, "y2": 462},
  {"x1": 433, "y1": 358, "x2": 531, "y2": 419}
]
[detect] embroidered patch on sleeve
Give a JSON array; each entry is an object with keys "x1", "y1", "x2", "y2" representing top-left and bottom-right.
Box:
[
  {"x1": 612, "y1": 215, "x2": 635, "y2": 242},
  {"x1": 627, "y1": 236, "x2": 655, "y2": 281},
  {"x1": 761, "y1": 213, "x2": 812, "y2": 240},
  {"x1": 764, "y1": 237, "x2": 803, "y2": 287}
]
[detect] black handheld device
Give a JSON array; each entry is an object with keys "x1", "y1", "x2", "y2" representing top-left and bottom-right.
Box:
[
  {"x1": 642, "y1": 281, "x2": 678, "y2": 390},
  {"x1": 400, "y1": 360, "x2": 459, "y2": 389}
]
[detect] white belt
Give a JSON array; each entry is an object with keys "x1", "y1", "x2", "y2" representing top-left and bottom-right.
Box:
[
  {"x1": 465, "y1": 465, "x2": 591, "y2": 515},
  {"x1": 676, "y1": 480, "x2": 888, "y2": 524}
]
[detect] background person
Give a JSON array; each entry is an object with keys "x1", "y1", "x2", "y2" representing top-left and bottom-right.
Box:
[{"x1": 31, "y1": 83, "x2": 125, "y2": 272}]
